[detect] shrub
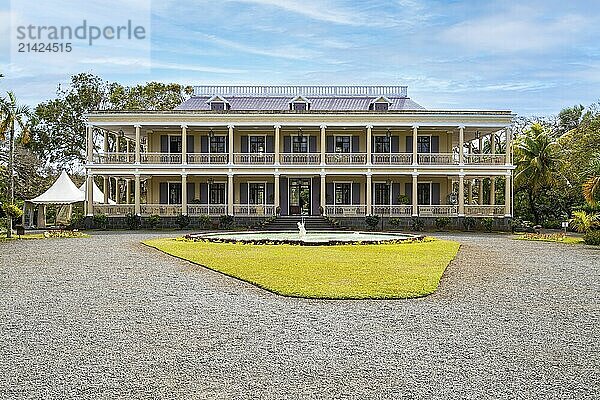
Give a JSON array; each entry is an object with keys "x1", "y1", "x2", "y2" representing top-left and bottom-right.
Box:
[
  {"x1": 435, "y1": 217, "x2": 451, "y2": 230},
  {"x1": 462, "y1": 216, "x2": 476, "y2": 231},
  {"x1": 365, "y1": 215, "x2": 380, "y2": 231},
  {"x1": 219, "y1": 214, "x2": 234, "y2": 230},
  {"x1": 541, "y1": 220, "x2": 563, "y2": 229},
  {"x1": 3, "y1": 203, "x2": 23, "y2": 219},
  {"x1": 389, "y1": 218, "x2": 402, "y2": 228},
  {"x1": 570, "y1": 210, "x2": 599, "y2": 233},
  {"x1": 510, "y1": 218, "x2": 534, "y2": 233},
  {"x1": 396, "y1": 194, "x2": 410, "y2": 205},
  {"x1": 68, "y1": 212, "x2": 85, "y2": 229},
  {"x1": 125, "y1": 213, "x2": 142, "y2": 230},
  {"x1": 198, "y1": 214, "x2": 212, "y2": 230},
  {"x1": 146, "y1": 214, "x2": 161, "y2": 229},
  {"x1": 410, "y1": 217, "x2": 423, "y2": 231},
  {"x1": 175, "y1": 214, "x2": 190, "y2": 229},
  {"x1": 482, "y1": 217, "x2": 494, "y2": 232},
  {"x1": 93, "y1": 213, "x2": 108, "y2": 230},
  {"x1": 583, "y1": 230, "x2": 600, "y2": 245}
]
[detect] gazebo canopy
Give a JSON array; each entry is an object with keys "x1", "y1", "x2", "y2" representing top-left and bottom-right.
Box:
[{"x1": 28, "y1": 171, "x2": 84, "y2": 205}]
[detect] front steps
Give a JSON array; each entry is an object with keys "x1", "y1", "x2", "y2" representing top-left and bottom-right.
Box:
[{"x1": 261, "y1": 216, "x2": 343, "y2": 231}]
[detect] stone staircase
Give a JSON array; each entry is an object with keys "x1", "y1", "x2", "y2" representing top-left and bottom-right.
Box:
[{"x1": 261, "y1": 216, "x2": 343, "y2": 231}]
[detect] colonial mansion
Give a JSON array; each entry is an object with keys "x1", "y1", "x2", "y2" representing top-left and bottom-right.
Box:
[{"x1": 84, "y1": 85, "x2": 514, "y2": 226}]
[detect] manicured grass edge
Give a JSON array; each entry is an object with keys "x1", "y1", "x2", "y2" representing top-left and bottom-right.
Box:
[
  {"x1": 141, "y1": 239, "x2": 461, "y2": 300},
  {"x1": 512, "y1": 234, "x2": 584, "y2": 244}
]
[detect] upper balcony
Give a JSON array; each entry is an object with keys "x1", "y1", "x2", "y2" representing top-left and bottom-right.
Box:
[
  {"x1": 87, "y1": 124, "x2": 512, "y2": 168},
  {"x1": 93, "y1": 151, "x2": 507, "y2": 166}
]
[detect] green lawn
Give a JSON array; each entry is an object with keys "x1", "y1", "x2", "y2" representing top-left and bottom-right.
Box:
[{"x1": 143, "y1": 238, "x2": 460, "y2": 299}]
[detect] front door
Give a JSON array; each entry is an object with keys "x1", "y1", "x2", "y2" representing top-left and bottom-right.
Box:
[{"x1": 289, "y1": 178, "x2": 311, "y2": 215}]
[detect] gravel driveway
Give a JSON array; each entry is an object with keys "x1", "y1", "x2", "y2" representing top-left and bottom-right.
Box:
[{"x1": 0, "y1": 232, "x2": 598, "y2": 399}]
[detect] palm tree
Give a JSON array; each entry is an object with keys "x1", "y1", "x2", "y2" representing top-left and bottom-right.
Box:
[
  {"x1": 514, "y1": 123, "x2": 562, "y2": 223},
  {"x1": 0, "y1": 92, "x2": 31, "y2": 237},
  {"x1": 582, "y1": 153, "x2": 600, "y2": 206}
]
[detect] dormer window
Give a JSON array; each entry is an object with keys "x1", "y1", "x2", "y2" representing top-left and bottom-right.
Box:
[
  {"x1": 370, "y1": 96, "x2": 391, "y2": 111},
  {"x1": 289, "y1": 95, "x2": 310, "y2": 111},
  {"x1": 207, "y1": 95, "x2": 230, "y2": 111}
]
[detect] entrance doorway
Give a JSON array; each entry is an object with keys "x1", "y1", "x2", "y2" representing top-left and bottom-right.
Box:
[{"x1": 289, "y1": 178, "x2": 311, "y2": 215}]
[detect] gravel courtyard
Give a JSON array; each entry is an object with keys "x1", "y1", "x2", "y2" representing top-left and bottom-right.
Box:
[{"x1": 0, "y1": 232, "x2": 598, "y2": 399}]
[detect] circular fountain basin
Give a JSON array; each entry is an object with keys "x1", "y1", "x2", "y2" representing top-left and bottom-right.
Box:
[{"x1": 187, "y1": 231, "x2": 423, "y2": 245}]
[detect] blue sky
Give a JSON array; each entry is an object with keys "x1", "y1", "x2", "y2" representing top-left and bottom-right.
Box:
[{"x1": 0, "y1": 0, "x2": 599, "y2": 115}]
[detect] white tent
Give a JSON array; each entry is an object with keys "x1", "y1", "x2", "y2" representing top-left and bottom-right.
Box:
[
  {"x1": 25, "y1": 171, "x2": 85, "y2": 228},
  {"x1": 79, "y1": 181, "x2": 116, "y2": 205},
  {"x1": 29, "y1": 170, "x2": 85, "y2": 204}
]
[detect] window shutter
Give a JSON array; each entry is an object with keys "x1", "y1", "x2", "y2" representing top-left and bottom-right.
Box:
[
  {"x1": 392, "y1": 183, "x2": 400, "y2": 205},
  {"x1": 160, "y1": 135, "x2": 169, "y2": 153},
  {"x1": 309, "y1": 136, "x2": 317, "y2": 153},
  {"x1": 266, "y1": 136, "x2": 274, "y2": 153},
  {"x1": 326, "y1": 183, "x2": 334, "y2": 205},
  {"x1": 200, "y1": 136, "x2": 208, "y2": 153},
  {"x1": 326, "y1": 136, "x2": 334, "y2": 153},
  {"x1": 432, "y1": 183, "x2": 441, "y2": 205},
  {"x1": 240, "y1": 183, "x2": 248, "y2": 204},
  {"x1": 311, "y1": 176, "x2": 320, "y2": 215},
  {"x1": 405, "y1": 183, "x2": 412, "y2": 204},
  {"x1": 352, "y1": 183, "x2": 361, "y2": 205},
  {"x1": 431, "y1": 136, "x2": 439, "y2": 153},
  {"x1": 352, "y1": 136, "x2": 359, "y2": 152},
  {"x1": 280, "y1": 177, "x2": 288, "y2": 215},
  {"x1": 159, "y1": 182, "x2": 168, "y2": 204},
  {"x1": 391, "y1": 136, "x2": 399, "y2": 153},
  {"x1": 187, "y1": 135, "x2": 194, "y2": 153},
  {"x1": 266, "y1": 183, "x2": 274, "y2": 204},
  {"x1": 405, "y1": 136, "x2": 412, "y2": 153},
  {"x1": 283, "y1": 136, "x2": 291, "y2": 153},
  {"x1": 241, "y1": 136, "x2": 248, "y2": 153},
  {"x1": 187, "y1": 182, "x2": 195, "y2": 203},
  {"x1": 199, "y1": 183, "x2": 208, "y2": 204}
]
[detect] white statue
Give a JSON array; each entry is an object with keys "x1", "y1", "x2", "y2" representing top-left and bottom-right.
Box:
[{"x1": 297, "y1": 220, "x2": 307, "y2": 240}]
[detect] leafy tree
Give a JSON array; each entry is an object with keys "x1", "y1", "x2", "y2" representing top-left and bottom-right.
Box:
[
  {"x1": 30, "y1": 73, "x2": 193, "y2": 169},
  {"x1": 514, "y1": 123, "x2": 562, "y2": 223},
  {"x1": 0, "y1": 92, "x2": 31, "y2": 237},
  {"x1": 582, "y1": 153, "x2": 600, "y2": 206},
  {"x1": 558, "y1": 104, "x2": 584, "y2": 135}
]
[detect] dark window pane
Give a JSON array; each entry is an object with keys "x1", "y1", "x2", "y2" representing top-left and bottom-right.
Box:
[
  {"x1": 292, "y1": 136, "x2": 308, "y2": 153},
  {"x1": 211, "y1": 102, "x2": 225, "y2": 111},
  {"x1": 249, "y1": 183, "x2": 265, "y2": 204},
  {"x1": 292, "y1": 102, "x2": 307, "y2": 111},
  {"x1": 209, "y1": 183, "x2": 226, "y2": 204},
  {"x1": 374, "y1": 102, "x2": 389, "y2": 111},
  {"x1": 374, "y1": 136, "x2": 390, "y2": 153},
  {"x1": 210, "y1": 136, "x2": 226, "y2": 153},
  {"x1": 335, "y1": 183, "x2": 351, "y2": 205},
  {"x1": 417, "y1": 136, "x2": 431, "y2": 153},
  {"x1": 335, "y1": 136, "x2": 351, "y2": 153},
  {"x1": 250, "y1": 136, "x2": 266, "y2": 153}
]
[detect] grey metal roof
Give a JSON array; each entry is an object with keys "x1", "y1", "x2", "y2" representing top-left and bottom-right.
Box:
[{"x1": 175, "y1": 95, "x2": 425, "y2": 111}]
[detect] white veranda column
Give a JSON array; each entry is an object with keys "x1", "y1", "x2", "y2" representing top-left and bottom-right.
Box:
[
  {"x1": 181, "y1": 125, "x2": 187, "y2": 165},
  {"x1": 274, "y1": 173, "x2": 280, "y2": 209},
  {"x1": 274, "y1": 124, "x2": 281, "y2": 165},
  {"x1": 412, "y1": 173, "x2": 418, "y2": 216},
  {"x1": 227, "y1": 173, "x2": 234, "y2": 215},
  {"x1": 320, "y1": 124, "x2": 327, "y2": 165},
  {"x1": 458, "y1": 125, "x2": 465, "y2": 165},
  {"x1": 504, "y1": 174, "x2": 511, "y2": 216},
  {"x1": 134, "y1": 174, "x2": 141, "y2": 215},
  {"x1": 412, "y1": 125, "x2": 418, "y2": 165},
  {"x1": 86, "y1": 173, "x2": 94, "y2": 216},
  {"x1": 103, "y1": 177, "x2": 109, "y2": 204},
  {"x1": 366, "y1": 173, "x2": 372, "y2": 215},
  {"x1": 490, "y1": 176, "x2": 496, "y2": 205},
  {"x1": 181, "y1": 174, "x2": 187, "y2": 214},
  {"x1": 468, "y1": 179, "x2": 473, "y2": 204},
  {"x1": 458, "y1": 174, "x2": 465, "y2": 216},
  {"x1": 320, "y1": 174, "x2": 326, "y2": 214},
  {"x1": 135, "y1": 124, "x2": 141, "y2": 163},
  {"x1": 103, "y1": 131, "x2": 108, "y2": 153},
  {"x1": 114, "y1": 133, "x2": 120, "y2": 153},
  {"x1": 115, "y1": 177, "x2": 120, "y2": 204},
  {"x1": 228, "y1": 125, "x2": 234, "y2": 165},
  {"x1": 478, "y1": 178, "x2": 484, "y2": 204},
  {"x1": 87, "y1": 125, "x2": 94, "y2": 162},
  {"x1": 505, "y1": 126, "x2": 512, "y2": 165},
  {"x1": 366, "y1": 125, "x2": 373, "y2": 165}
]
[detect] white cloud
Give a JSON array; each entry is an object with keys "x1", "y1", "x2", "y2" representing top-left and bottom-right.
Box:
[
  {"x1": 441, "y1": 6, "x2": 591, "y2": 53},
  {"x1": 79, "y1": 57, "x2": 246, "y2": 74}
]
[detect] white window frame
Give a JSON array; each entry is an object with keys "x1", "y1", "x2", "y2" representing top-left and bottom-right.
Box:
[{"x1": 333, "y1": 180, "x2": 353, "y2": 205}]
